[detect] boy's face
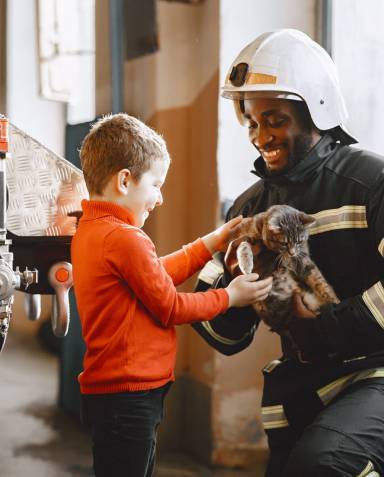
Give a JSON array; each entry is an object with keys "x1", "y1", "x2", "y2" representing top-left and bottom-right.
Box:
[{"x1": 124, "y1": 159, "x2": 169, "y2": 227}]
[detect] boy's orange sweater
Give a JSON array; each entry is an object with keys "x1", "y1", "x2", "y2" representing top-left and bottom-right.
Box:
[{"x1": 71, "y1": 200, "x2": 229, "y2": 394}]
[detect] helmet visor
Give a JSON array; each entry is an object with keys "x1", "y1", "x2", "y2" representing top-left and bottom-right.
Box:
[
  {"x1": 222, "y1": 89, "x2": 303, "y2": 101},
  {"x1": 231, "y1": 92, "x2": 303, "y2": 127}
]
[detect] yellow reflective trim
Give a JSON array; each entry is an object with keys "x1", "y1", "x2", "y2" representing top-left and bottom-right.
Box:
[
  {"x1": 198, "y1": 260, "x2": 223, "y2": 285},
  {"x1": 262, "y1": 404, "x2": 284, "y2": 414},
  {"x1": 261, "y1": 405, "x2": 289, "y2": 429},
  {"x1": 317, "y1": 368, "x2": 384, "y2": 406},
  {"x1": 247, "y1": 72, "x2": 277, "y2": 85},
  {"x1": 318, "y1": 375, "x2": 350, "y2": 399},
  {"x1": 309, "y1": 205, "x2": 367, "y2": 235},
  {"x1": 379, "y1": 238, "x2": 384, "y2": 257},
  {"x1": 310, "y1": 220, "x2": 367, "y2": 235},
  {"x1": 311, "y1": 205, "x2": 366, "y2": 219},
  {"x1": 263, "y1": 419, "x2": 289, "y2": 429},
  {"x1": 357, "y1": 460, "x2": 374, "y2": 477},
  {"x1": 201, "y1": 321, "x2": 250, "y2": 346},
  {"x1": 362, "y1": 282, "x2": 384, "y2": 329}
]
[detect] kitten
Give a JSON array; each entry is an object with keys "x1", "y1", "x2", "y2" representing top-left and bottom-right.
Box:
[{"x1": 225, "y1": 205, "x2": 339, "y2": 335}]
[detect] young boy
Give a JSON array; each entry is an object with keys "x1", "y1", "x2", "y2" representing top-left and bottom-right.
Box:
[{"x1": 71, "y1": 113, "x2": 272, "y2": 477}]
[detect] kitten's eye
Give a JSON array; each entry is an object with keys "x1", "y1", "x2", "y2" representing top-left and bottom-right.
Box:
[{"x1": 280, "y1": 241, "x2": 288, "y2": 247}]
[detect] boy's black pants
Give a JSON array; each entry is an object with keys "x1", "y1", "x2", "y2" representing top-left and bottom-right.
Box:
[{"x1": 81, "y1": 382, "x2": 172, "y2": 477}]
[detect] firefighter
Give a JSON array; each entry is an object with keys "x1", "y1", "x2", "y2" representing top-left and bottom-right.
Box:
[{"x1": 193, "y1": 29, "x2": 384, "y2": 477}]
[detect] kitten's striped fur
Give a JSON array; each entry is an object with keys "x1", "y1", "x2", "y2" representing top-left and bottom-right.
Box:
[{"x1": 225, "y1": 205, "x2": 339, "y2": 334}]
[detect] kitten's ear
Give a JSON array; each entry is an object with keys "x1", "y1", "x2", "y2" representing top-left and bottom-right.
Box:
[
  {"x1": 300, "y1": 212, "x2": 316, "y2": 227},
  {"x1": 267, "y1": 216, "x2": 281, "y2": 233}
]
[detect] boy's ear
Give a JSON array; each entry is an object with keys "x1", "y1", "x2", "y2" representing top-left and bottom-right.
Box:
[{"x1": 117, "y1": 169, "x2": 132, "y2": 194}]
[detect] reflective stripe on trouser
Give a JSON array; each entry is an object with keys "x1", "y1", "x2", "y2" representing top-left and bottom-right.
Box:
[{"x1": 357, "y1": 460, "x2": 380, "y2": 477}]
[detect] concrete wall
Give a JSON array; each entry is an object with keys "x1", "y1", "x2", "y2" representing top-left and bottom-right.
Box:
[
  {"x1": 6, "y1": 0, "x2": 66, "y2": 153},
  {"x1": 333, "y1": 0, "x2": 384, "y2": 155}
]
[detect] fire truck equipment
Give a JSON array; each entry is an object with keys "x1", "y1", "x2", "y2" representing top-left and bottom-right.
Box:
[{"x1": 0, "y1": 115, "x2": 88, "y2": 351}]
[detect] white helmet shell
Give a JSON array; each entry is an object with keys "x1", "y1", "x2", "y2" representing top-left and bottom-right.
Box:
[{"x1": 222, "y1": 29, "x2": 356, "y2": 143}]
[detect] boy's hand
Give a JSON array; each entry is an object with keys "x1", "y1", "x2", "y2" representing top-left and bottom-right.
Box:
[
  {"x1": 226, "y1": 274, "x2": 273, "y2": 308},
  {"x1": 202, "y1": 216, "x2": 243, "y2": 255}
]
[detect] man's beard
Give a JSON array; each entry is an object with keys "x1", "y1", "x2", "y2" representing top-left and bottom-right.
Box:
[
  {"x1": 290, "y1": 132, "x2": 315, "y2": 168},
  {"x1": 267, "y1": 132, "x2": 314, "y2": 176}
]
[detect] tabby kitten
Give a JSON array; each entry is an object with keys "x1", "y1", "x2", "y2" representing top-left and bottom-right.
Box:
[{"x1": 225, "y1": 205, "x2": 339, "y2": 334}]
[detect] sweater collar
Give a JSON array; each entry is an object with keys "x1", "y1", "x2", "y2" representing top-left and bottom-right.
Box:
[
  {"x1": 251, "y1": 134, "x2": 339, "y2": 185},
  {"x1": 80, "y1": 199, "x2": 135, "y2": 225}
]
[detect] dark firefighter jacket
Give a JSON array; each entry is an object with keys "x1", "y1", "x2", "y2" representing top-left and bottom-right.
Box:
[{"x1": 193, "y1": 134, "x2": 384, "y2": 431}]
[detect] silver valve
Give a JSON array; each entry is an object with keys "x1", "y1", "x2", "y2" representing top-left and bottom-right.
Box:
[
  {"x1": 14, "y1": 266, "x2": 41, "y2": 321},
  {"x1": 48, "y1": 261, "x2": 73, "y2": 337},
  {"x1": 0, "y1": 258, "x2": 20, "y2": 300},
  {"x1": 0, "y1": 257, "x2": 23, "y2": 351},
  {"x1": 15, "y1": 266, "x2": 38, "y2": 290},
  {"x1": 0, "y1": 299, "x2": 12, "y2": 352}
]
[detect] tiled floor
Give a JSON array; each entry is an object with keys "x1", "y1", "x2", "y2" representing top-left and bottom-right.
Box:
[{"x1": 0, "y1": 329, "x2": 261, "y2": 477}]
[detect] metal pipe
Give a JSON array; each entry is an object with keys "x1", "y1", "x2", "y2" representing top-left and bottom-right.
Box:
[
  {"x1": 109, "y1": 0, "x2": 124, "y2": 114},
  {"x1": 321, "y1": 0, "x2": 333, "y2": 57}
]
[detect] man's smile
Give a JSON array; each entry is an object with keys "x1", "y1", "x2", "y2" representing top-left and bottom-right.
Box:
[{"x1": 259, "y1": 146, "x2": 286, "y2": 166}]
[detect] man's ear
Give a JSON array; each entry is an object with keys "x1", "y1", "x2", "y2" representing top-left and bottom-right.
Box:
[{"x1": 116, "y1": 169, "x2": 132, "y2": 194}]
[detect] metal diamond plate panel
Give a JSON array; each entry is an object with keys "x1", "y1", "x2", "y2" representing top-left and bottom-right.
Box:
[{"x1": 7, "y1": 123, "x2": 88, "y2": 236}]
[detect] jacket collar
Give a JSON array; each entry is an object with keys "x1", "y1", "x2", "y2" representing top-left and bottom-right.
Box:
[
  {"x1": 251, "y1": 134, "x2": 339, "y2": 185},
  {"x1": 80, "y1": 199, "x2": 135, "y2": 225}
]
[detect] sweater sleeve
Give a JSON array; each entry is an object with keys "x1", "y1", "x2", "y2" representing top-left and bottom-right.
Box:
[
  {"x1": 160, "y1": 238, "x2": 212, "y2": 286},
  {"x1": 103, "y1": 226, "x2": 228, "y2": 327}
]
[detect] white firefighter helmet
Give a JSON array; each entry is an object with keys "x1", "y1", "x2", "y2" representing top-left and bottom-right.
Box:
[{"x1": 222, "y1": 29, "x2": 357, "y2": 144}]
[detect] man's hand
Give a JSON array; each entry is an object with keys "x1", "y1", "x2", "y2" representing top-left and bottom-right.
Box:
[
  {"x1": 288, "y1": 294, "x2": 328, "y2": 362},
  {"x1": 201, "y1": 216, "x2": 244, "y2": 255},
  {"x1": 292, "y1": 292, "x2": 317, "y2": 319}
]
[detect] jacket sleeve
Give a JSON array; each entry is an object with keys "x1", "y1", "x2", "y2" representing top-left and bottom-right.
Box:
[
  {"x1": 289, "y1": 175, "x2": 384, "y2": 360},
  {"x1": 192, "y1": 253, "x2": 260, "y2": 356}
]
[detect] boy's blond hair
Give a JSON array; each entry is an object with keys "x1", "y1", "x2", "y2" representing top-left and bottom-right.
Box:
[{"x1": 80, "y1": 113, "x2": 170, "y2": 195}]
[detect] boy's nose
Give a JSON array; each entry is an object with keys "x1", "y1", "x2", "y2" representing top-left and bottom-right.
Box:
[{"x1": 156, "y1": 191, "x2": 163, "y2": 206}]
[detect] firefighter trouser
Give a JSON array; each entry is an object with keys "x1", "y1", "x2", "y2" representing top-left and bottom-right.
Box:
[{"x1": 262, "y1": 360, "x2": 384, "y2": 477}]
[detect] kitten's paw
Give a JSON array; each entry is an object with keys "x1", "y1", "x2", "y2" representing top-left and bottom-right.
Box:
[{"x1": 237, "y1": 241, "x2": 254, "y2": 274}]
